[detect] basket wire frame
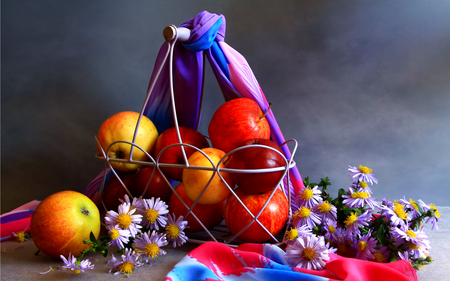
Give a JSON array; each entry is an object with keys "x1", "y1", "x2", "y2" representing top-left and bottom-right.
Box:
[{"x1": 95, "y1": 24, "x2": 299, "y2": 246}]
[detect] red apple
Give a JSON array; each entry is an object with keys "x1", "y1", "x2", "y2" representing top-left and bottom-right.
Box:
[
  {"x1": 169, "y1": 183, "x2": 225, "y2": 232},
  {"x1": 130, "y1": 166, "x2": 173, "y2": 203},
  {"x1": 97, "y1": 111, "x2": 159, "y2": 172},
  {"x1": 208, "y1": 98, "x2": 271, "y2": 153},
  {"x1": 182, "y1": 147, "x2": 234, "y2": 205},
  {"x1": 224, "y1": 188, "x2": 288, "y2": 243},
  {"x1": 153, "y1": 126, "x2": 209, "y2": 181},
  {"x1": 30, "y1": 191, "x2": 101, "y2": 258},
  {"x1": 101, "y1": 171, "x2": 134, "y2": 211},
  {"x1": 229, "y1": 138, "x2": 286, "y2": 194}
]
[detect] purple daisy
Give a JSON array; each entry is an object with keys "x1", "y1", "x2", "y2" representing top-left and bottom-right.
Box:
[
  {"x1": 285, "y1": 223, "x2": 312, "y2": 245},
  {"x1": 381, "y1": 201, "x2": 408, "y2": 227},
  {"x1": 106, "y1": 224, "x2": 132, "y2": 249},
  {"x1": 133, "y1": 230, "x2": 168, "y2": 264},
  {"x1": 285, "y1": 234, "x2": 330, "y2": 270},
  {"x1": 351, "y1": 180, "x2": 373, "y2": 195},
  {"x1": 353, "y1": 231, "x2": 378, "y2": 260},
  {"x1": 348, "y1": 165, "x2": 378, "y2": 185},
  {"x1": 391, "y1": 223, "x2": 429, "y2": 250},
  {"x1": 139, "y1": 197, "x2": 169, "y2": 230},
  {"x1": 314, "y1": 200, "x2": 337, "y2": 225},
  {"x1": 295, "y1": 186, "x2": 322, "y2": 209},
  {"x1": 292, "y1": 206, "x2": 322, "y2": 229},
  {"x1": 343, "y1": 211, "x2": 372, "y2": 237},
  {"x1": 371, "y1": 246, "x2": 391, "y2": 263},
  {"x1": 104, "y1": 202, "x2": 143, "y2": 237},
  {"x1": 418, "y1": 200, "x2": 441, "y2": 230},
  {"x1": 119, "y1": 194, "x2": 144, "y2": 210},
  {"x1": 165, "y1": 213, "x2": 188, "y2": 247},
  {"x1": 107, "y1": 248, "x2": 143, "y2": 276},
  {"x1": 60, "y1": 253, "x2": 95, "y2": 273},
  {"x1": 398, "y1": 197, "x2": 421, "y2": 219},
  {"x1": 342, "y1": 187, "x2": 380, "y2": 210}
]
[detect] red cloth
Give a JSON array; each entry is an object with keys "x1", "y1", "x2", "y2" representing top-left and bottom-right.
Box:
[{"x1": 165, "y1": 242, "x2": 418, "y2": 281}]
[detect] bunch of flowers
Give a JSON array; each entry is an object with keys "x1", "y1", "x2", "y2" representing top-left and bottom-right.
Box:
[
  {"x1": 284, "y1": 165, "x2": 441, "y2": 270},
  {"x1": 58, "y1": 195, "x2": 188, "y2": 276}
]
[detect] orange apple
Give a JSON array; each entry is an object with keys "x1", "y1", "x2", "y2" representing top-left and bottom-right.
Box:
[
  {"x1": 182, "y1": 147, "x2": 234, "y2": 205},
  {"x1": 97, "y1": 111, "x2": 159, "y2": 172},
  {"x1": 30, "y1": 191, "x2": 101, "y2": 258},
  {"x1": 169, "y1": 183, "x2": 225, "y2": 232},
  {"x1": 153, "y1": 126, "x2": 209, "y2": 181},
  {"x1": 208, "y1": 98, "x2": 271, "y2": 153}
]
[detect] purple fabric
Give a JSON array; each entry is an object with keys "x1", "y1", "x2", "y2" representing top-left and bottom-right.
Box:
[{"x1": 141, "y1": 11, "x2": 304, "y2": 195}]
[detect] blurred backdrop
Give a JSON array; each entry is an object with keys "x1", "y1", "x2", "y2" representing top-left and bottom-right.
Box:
[{"x1": 2, "y1": 0, "x2": 450, "y2": 213}]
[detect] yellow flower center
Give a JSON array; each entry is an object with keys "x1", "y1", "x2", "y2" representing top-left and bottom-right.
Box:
[
  {"x1": 358, "y1": 241, "x2": 367, "y2": 252},
  {"x1": 286, "y1": 228, "x2": 299, "y2": 241},
  {"x1": 355, "y1": 192, "x2": 370, "y2": 199},
  {"x1": 430, "y1": 204, "x2": 441, "y2": 218},
  {"x1": 15, "y1": 231, "x2": 26, "y2": 243},
  {"x1": 373, "y1": 252, "x2": 386, "y2": 263},
  {"x1": 328, "y1": 225, "x2": 336, "y2": 234},
  {"x1": 359, "y1": 181, "x2": 368, "y2": 188},
  {"x1": 358, "y1": 165, "x2": 372, "y2": 174},
  {"x1": 73, "y1": 269, "x2": 81, "y2": 274},
  {"x1": 295, "y1": 207, "x2": 311, "y2": 219},
  {"x1": 145, "y1": 209, "x2": 159, "y2": 224},
  {"x1": 118, "y1": 261, "x2": 135, "y2": 274},
  {"x1": 406, "y1": 242, "x2": 418, "y2": 251},
  {"x1": 344, "y1": 213, "x2": 358, "y2": 226},
  {"x1": 318, "y1": 201, "x2": 331, "y2": 213},
  {"x1": 302, "y1": 247, "x2": 316, "y2": 261},
  {"x1": 406, "y1": 230, "x2": 416, "y2": 238},
  {"x1": 166, "y1": 224, "x2": 180, "y2": 239},
  {"x1": 110, "y1": 229, "x2": 120, "y2": 240},
  {"x1": 409, "y1": 199, "x2": 418, "y2": 211},
  {"x1": 301, "y1": 188, "x2": 313, "y2": 200},
  {"x1": 117, "y1": 213, "x2": 132, "y2": 229},
  {"x1": 393, "y1": 203, "x2": 408, "y2": 220},
  {"x1": 144, "y1": 243, "x2": 160, "y2": 258}
]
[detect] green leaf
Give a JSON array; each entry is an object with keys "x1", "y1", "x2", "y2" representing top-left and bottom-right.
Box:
[
  {"x1": 416, "y1": 201, "x2": 424, "y2": 214},
  {"x1": 89, "y1": 232, "x2": 98, "y2": 244}
]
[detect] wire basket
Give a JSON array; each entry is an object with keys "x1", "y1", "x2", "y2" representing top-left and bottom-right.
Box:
[{"x1": 94, "y1": 24, "x2": 299, "y2": 246}]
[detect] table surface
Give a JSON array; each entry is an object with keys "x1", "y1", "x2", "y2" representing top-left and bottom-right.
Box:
[{"x1": 1, "y1": 207, "x2": 449, "y2": 280}]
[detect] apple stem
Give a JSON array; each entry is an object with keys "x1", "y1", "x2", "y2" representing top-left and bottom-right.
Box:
[
  {"x1": 260, "y1": 102, "x2": 272, "y2": 120},
  {"x1": 34, "y1": 250, "x2": 41, "y2": 256}
]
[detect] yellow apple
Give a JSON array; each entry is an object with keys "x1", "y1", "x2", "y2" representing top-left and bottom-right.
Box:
[
  {"x1": 182, "y1": 147, "x2": 234, "y2": 205},
  {"x1": 30, "y1": 191, "x2": 101, "y2": 258},
  {"x1": 97, "y1": 111, "x2": 159, "y2": 172}
]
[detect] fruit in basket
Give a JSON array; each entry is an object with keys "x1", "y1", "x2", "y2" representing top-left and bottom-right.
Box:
[
  {"x1": 153, "y1": 126, "x2": 210, "y2": 181},
  {"x1": 182, "y1": 147, "x2": 234, "y2": 205},
  {"x1": 169, "y1": 183, "x2": 225, "y2": 232},
  {"x1": 101, "y1": 171, "x2": 135, "y2": 211},
  {"x1": 208, "y1": 98, "x2": 271, "y2": 153},
  {"x1": 229, "y1": 138, "x2": 286, "y2": 194},
  {"x1": 130, "y1": 166, "x2": 173, "y2": 203},
  {"x1": 97, "y1": 111, "x2": 159, "y2": 172},
  {"x1": 30, "y1": 190, "x2": 101, "y2": 258},
  {"x1": 224, "y1": 188, "x2": 288, "y2": 242}
]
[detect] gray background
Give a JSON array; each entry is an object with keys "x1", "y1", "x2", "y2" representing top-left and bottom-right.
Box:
[{"x1": 2, "y1": 0, "x2": 450, "y2": 214}]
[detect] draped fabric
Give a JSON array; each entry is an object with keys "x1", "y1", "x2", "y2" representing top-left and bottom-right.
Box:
[
  {"x1": 165, "y1": 242, "x2": 418, "y2": 281},
  {"x1": 141, "y1": 11, "x2": 304, "y2": 196},
  {"x1": 0, "y1": 200, "x2": 39, "y2": 241}
]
